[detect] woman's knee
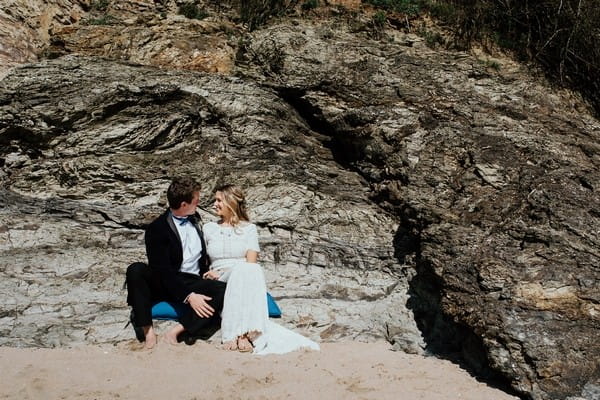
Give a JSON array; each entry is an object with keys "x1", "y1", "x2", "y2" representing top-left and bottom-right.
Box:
[{"x1": 232, "y1": 262, "x2": 262, "y2": 274}]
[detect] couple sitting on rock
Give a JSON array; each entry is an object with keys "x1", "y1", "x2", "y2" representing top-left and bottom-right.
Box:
[{"x1": 126, "y1": 177, "x2": 319, "y2": 354}]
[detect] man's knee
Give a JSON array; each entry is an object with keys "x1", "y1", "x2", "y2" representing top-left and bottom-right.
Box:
[
  {"x1": 210, "y1": 280, "x2": 227, "y2": 299},
  {"x1": 126, "y1": 262, "x2": 148, "y2": 281}
]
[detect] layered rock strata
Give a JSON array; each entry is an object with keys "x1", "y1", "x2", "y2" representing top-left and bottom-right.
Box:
[
  {"x1": 0, "y1": 3, "x2": 599, "y2": 400},
  {"x1": 234, "y1": 21, "x2": 599, "y2": 400},
  {"x1": 0, "y1": 56, "x2": 422, "y2": 352}
]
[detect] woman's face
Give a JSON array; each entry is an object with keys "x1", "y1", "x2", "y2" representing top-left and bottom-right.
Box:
[{"x1": 214, "y1": 191, "x2": 232, "y2": 219}]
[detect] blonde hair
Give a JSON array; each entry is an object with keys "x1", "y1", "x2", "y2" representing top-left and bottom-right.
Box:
[{"x1": 216, "y1": 184, "x2": 249, "y2": 226}]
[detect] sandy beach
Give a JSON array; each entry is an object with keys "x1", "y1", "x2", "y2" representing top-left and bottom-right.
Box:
[{"x1": 0, "y1": 341, "x2": 519, "y2": 400}]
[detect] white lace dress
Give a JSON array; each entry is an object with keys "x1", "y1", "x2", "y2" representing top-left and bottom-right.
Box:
[{"x1": 203, "y1": 221, "x2": 319, "y2": 355}]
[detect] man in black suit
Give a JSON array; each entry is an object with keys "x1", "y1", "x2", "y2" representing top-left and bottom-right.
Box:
[{"x1": 126, "y1": 177, "x2": 225, "y2": 349}]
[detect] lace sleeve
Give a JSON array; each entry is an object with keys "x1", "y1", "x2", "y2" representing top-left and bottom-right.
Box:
[{"x1": 246, "y1": 224, "x2": 260, "y2": 252}]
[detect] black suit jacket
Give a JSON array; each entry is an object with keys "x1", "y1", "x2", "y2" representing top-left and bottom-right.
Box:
[{"x1": 145, "y1": 209, "x2": 209, "y2": 303}]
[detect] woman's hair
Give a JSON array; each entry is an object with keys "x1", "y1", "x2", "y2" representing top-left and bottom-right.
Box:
[
  {"x1": 167, "y1": 176, "x2": 201, "y2": 209},
  {"x1": 216, "y1": 184, "x2": 249, "y2": 226}
]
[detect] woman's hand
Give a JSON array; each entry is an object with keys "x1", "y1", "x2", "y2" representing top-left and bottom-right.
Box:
[{"x1": 202, "y1": 270, "x2": 221, "y2": 280}]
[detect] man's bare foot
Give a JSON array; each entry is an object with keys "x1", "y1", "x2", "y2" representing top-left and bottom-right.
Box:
[
  {"x1": 220, "y1": 340, "x2": 238, "y2": 351},
  {"x1": 164, "y1": 323, "x2": 185, "y2": 345},
  {"x1": 237, "y1": 335, "x2": 253, "y2": 353},
  {"x1": 143, "y1": 326, "x2": 157, "y2": 350}
]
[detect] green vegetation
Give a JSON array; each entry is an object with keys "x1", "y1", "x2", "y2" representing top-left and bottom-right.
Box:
[
  {"x1": 429, "y1": 0, "x2": 600, "y2": 115},
  {"x1": 479, "y1": 58, "x2": 501, "y2": 71},
  {"x1": 419, "y1": 28, "x2": 444, "y2": 48},
  {"x1": 239, "y1": 0, "x2": 294, "y2": 31},
  {"x1": 361, "y1": 0, "x2": 600, "y2": 115},
  {"x1": 91, "y1": 0, "x2": 109, "y2": 11},
  {"x1": 301, "y1": 0, "x2": 319, "y2": 11},
  {"x1": 372, "y1": 10, "x2": 387, "y2": 28},
  {"x1": 85, "y1": 14, "x2": 118, "y2": 25},
  {"x1": 231, "y1": 0, "x2": 600, "y2": 113},
  {"x1": 364, "y1": 0, "x2": 421, "y2": 16},
  {"x1": 425, "y1": 1, "x2": 455, "y2": 21},
  {"x1": 178, "y1": 2, "x2": 208, "y2": 20}
]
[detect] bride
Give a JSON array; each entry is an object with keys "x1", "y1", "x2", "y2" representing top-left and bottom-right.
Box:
[{"x1": 202, "y1": 184, "x2": 319, "y2": 354}]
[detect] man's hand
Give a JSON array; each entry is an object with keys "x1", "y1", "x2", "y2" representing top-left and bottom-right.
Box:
[
  {"x1": 188, "y1": 293, "x2": 214, "y2": 318},
  {"x1": 202, "y1": 270, "x2": 220, "y2": 280}
]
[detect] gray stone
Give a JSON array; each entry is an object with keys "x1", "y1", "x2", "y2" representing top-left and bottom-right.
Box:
[{"x1": 0, "y1": 4, "x2": 598, "y2": 399}]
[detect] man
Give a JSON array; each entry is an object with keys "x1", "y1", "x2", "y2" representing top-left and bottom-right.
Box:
[{"x1": 126, "y1": 177, "x2": 225, "y2": 349}]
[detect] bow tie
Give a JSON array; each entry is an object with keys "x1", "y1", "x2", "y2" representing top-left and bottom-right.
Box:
[{"x1": 173, "y1": 215, "x2": 192, "y2": 226}]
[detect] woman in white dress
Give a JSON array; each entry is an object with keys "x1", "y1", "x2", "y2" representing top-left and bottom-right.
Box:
[{"x1": 202, "y1": 184, "x2": 319, "y2": 354}]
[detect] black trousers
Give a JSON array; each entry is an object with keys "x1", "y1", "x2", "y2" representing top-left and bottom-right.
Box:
[{"x1": 125, "y1": 262, "x2": 226, "y2": 336}]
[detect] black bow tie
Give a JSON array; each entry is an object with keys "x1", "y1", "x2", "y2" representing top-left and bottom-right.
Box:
[{"x1": 173, "y1": 215, "x2": 191, "y2": 226}]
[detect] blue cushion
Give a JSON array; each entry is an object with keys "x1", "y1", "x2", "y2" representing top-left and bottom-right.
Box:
[
  {"x1": 151, "y1": 293, "x2": 282, "y2": 321},
  {"x1": 151, "y1": 301, "x2": 190, "y2": 320},
  {"x1": 267, "y1": 292, "x2": 282, "y2": 318}
]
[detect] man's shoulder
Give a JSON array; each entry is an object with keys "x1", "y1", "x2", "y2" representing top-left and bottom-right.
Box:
[{"x1": 146, "y1": 210, "x2": 170, "y2": 231}]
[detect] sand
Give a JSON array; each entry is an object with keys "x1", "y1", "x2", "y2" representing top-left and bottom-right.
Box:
[{"x1": 0, "y1": 340, "x2": 519, "y2": 400}]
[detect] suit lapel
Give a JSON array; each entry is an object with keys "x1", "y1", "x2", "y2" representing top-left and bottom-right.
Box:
[{"x1": 166, "y1": 211, "x2": 182, "y2": 245}]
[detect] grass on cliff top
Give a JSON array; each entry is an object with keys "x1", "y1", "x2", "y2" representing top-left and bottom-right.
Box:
[
  {"x1": 361, "y1": 0, "x2": 600, "y2": 116},
  {"x1": 178, "y1": 2, "x2": 209, "y2": 20},
  {"x1": 91, "y1": 0, "x2": 109, "y2": 12}
]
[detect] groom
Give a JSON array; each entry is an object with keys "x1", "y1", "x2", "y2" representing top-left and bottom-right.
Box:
[{"x1": 126, "y1": 176, "x2": 226, "y2": 349}]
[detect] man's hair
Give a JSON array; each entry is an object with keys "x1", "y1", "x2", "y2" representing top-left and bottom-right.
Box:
[{"x1": 167, "y1": 177, "x2": 201, "y2": 210}]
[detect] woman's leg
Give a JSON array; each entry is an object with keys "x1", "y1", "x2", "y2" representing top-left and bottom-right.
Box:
[{"x1": 220, "y1": 262, "x2": 269, "y2": 344}]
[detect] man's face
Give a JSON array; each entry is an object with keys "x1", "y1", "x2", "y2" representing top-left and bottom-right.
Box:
[{"x1": 178, "y1": 191, "x2": 200, "y2": 216}]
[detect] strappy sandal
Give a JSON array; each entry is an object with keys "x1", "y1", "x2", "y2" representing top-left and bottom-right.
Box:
[
  {"x1": 237, "y1": 336, "x2": 253, "y2": 353},
  {"x1": 219, "y1": 340, "x2": 238, "y2": 351}
]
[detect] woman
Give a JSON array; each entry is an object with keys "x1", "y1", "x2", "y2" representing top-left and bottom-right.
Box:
[{"x1": 202, "y1": 184, "x2": 319, "y2": 354}]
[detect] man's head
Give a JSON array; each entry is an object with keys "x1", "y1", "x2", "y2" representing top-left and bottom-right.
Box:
[{"x1": 167, "y1": 177, "x2": 201, "y2": 215}]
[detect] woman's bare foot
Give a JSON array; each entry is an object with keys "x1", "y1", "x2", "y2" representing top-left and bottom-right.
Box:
[
  {"x1": 143, "y1": 326, "x2": 157, "y2": 350},
  {"x1": 164, "y1": 323, "x2": 185, "y2": 345},
  {"x1": 237, "y1": 335, "x2": 253, "y2": 353},
  {"x1": 220, "y1": 340, "x2": 238, "y2": 351}
]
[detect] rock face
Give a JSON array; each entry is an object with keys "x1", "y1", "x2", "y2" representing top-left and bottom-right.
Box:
[
  {"x1": 234, "y1": 21, "x2": 599, "y2": 400},
  {"x1": 0, "y1": 0, "x2": 88, "y2": 78},
  {"x1": 0, "y1": 56, "x2": 422, "y2": 352},
  {"x1": 47, "y1": 1, "x2": 239, "y2": 73},
  {"x1": 0, "y1": 0, "x2": 239, "y2": 77},
  {"x1": 1, "y1": 3, "x2": 599, "y2": 400}
]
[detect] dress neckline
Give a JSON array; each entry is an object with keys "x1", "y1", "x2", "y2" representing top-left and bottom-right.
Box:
[{"x1": 217, "y1": 221, "x2": 250, "y2": 229}]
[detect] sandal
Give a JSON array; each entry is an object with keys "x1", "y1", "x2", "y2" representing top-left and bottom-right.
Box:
[
  {"x1": 237, "y1": 336, "x2": 253, "y2": 353},
  {"x1": 220, "y1": 340, "x2": 238, "y2": 351}
]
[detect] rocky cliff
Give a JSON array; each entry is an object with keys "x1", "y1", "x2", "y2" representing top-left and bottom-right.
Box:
[{"x1": 0, "y1": 1, "x2": 598, "y2": 400}]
